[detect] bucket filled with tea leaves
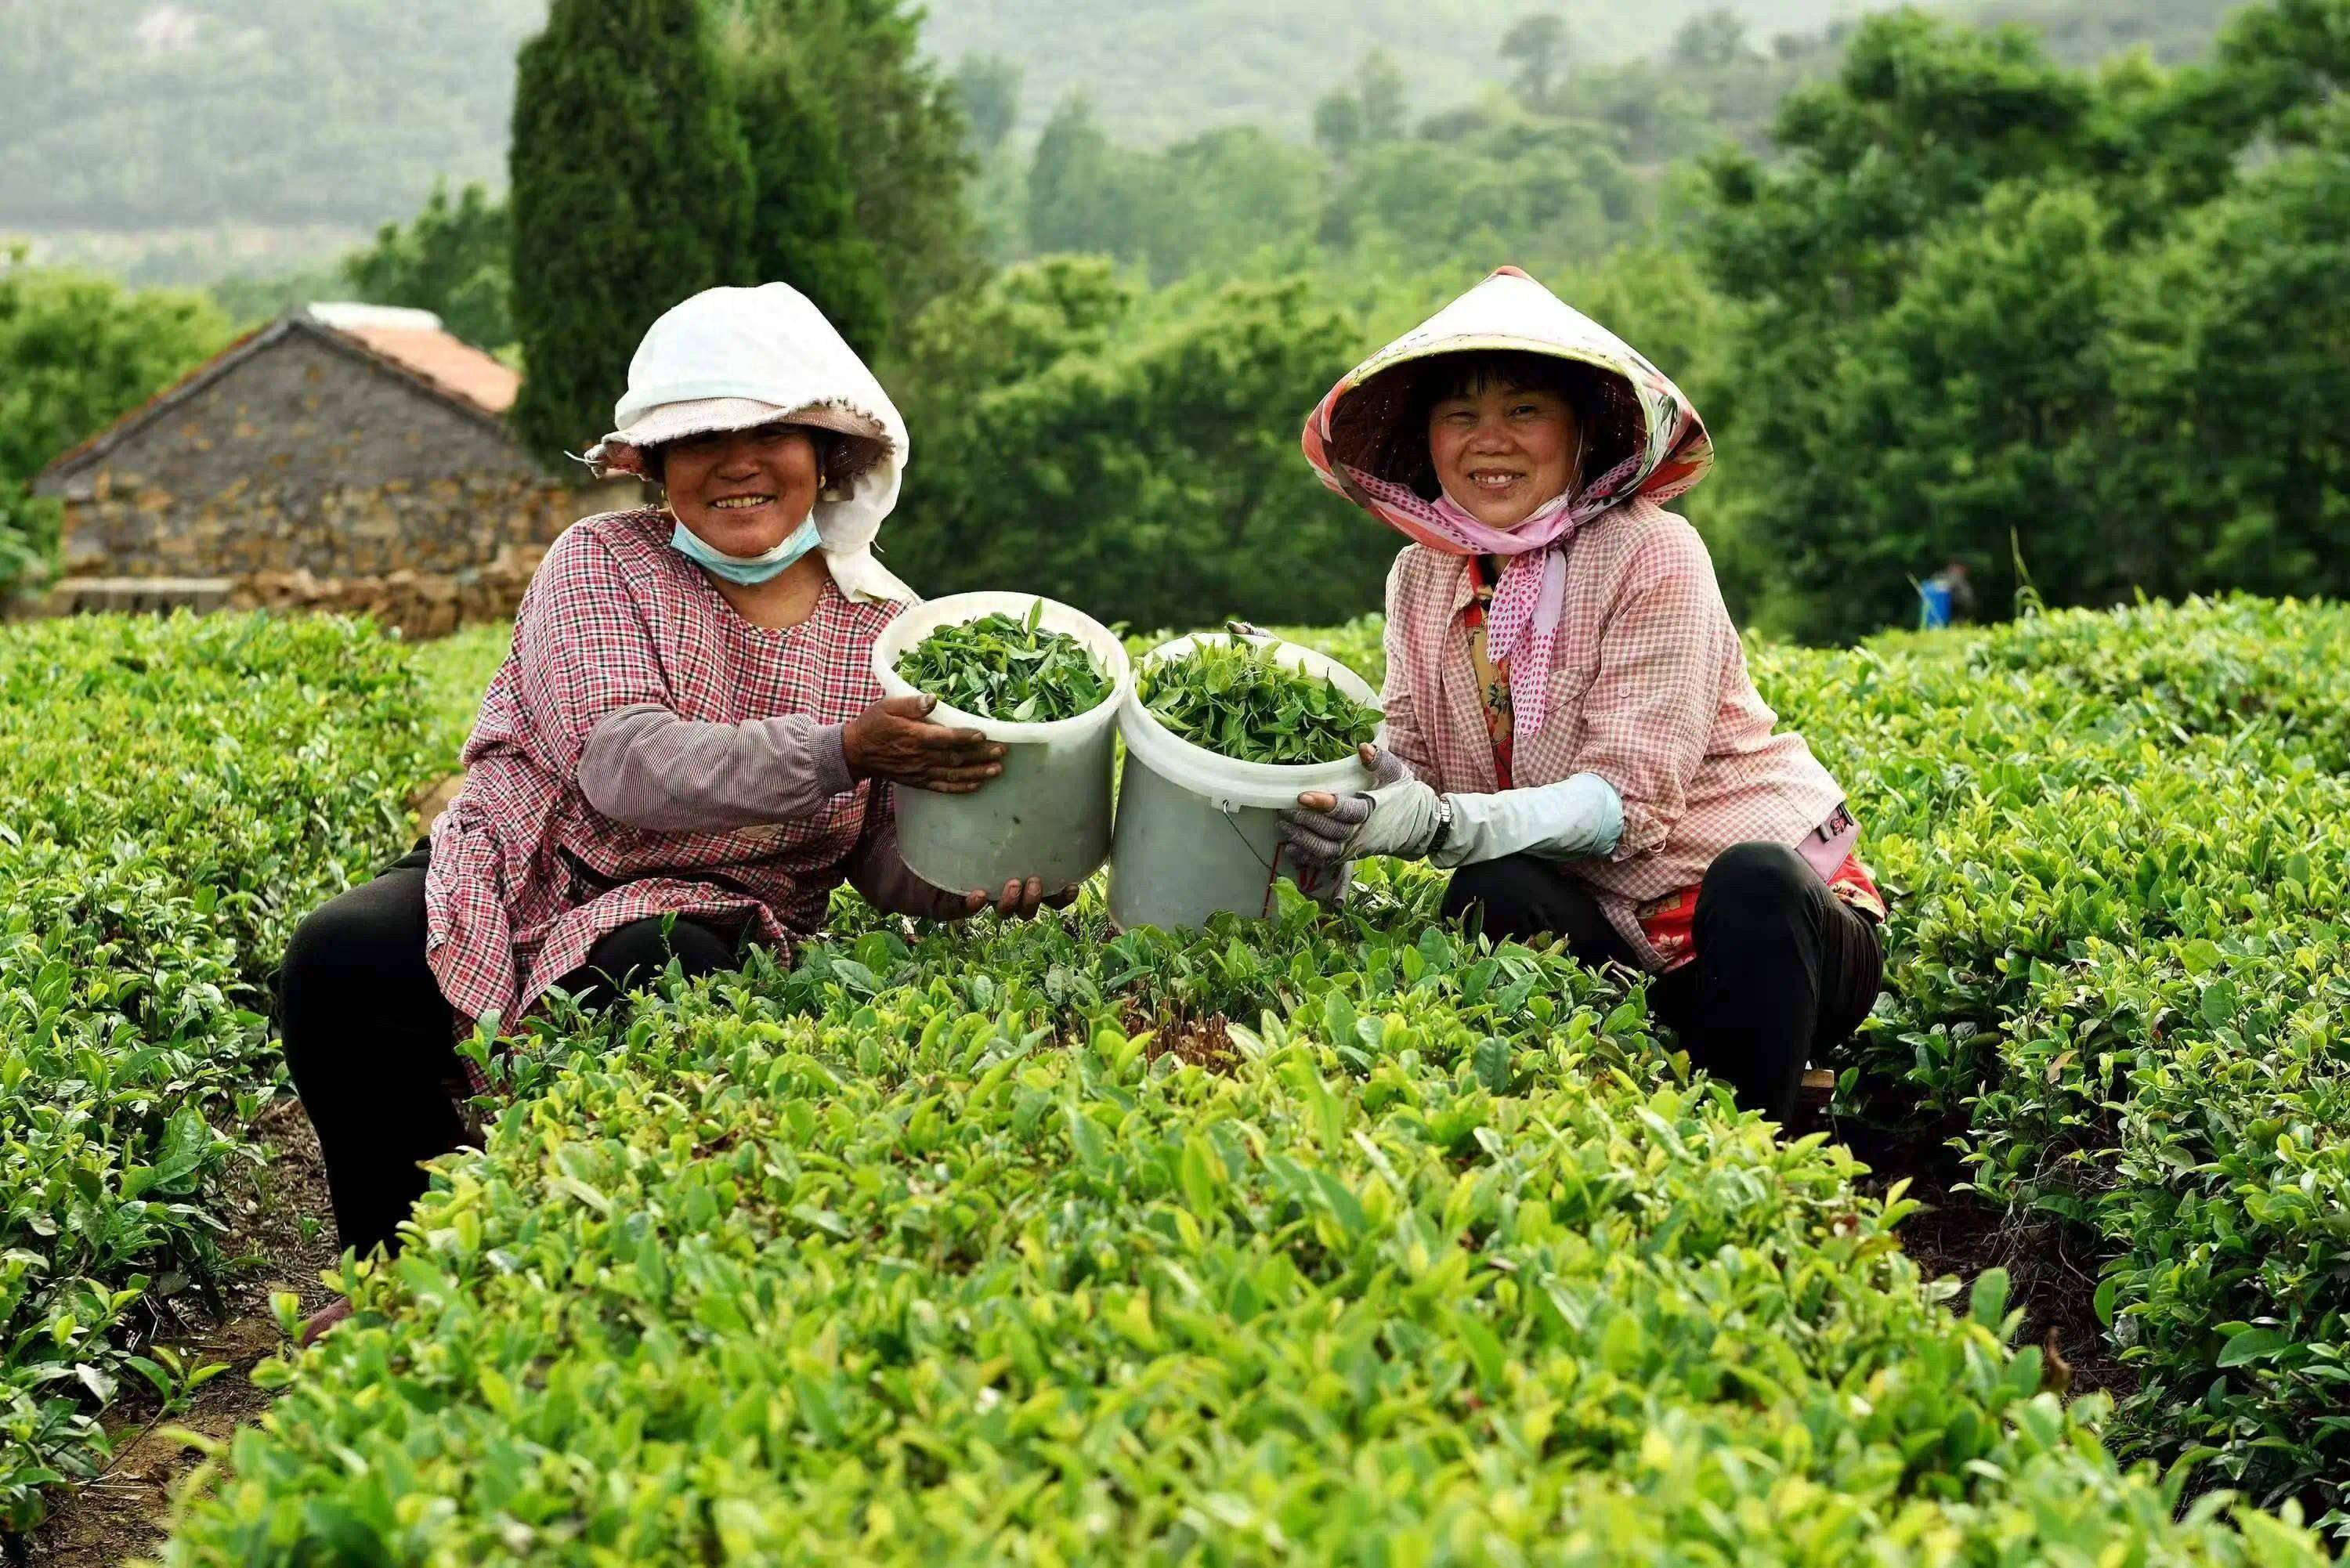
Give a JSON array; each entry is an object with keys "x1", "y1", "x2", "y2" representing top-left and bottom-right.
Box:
[
  {"x1": 1109, "y1": 630, "x2": 1382, "y2": 931},
  {"x1": 873, "y1": 593, "x2": 1130, "y2": 894}
]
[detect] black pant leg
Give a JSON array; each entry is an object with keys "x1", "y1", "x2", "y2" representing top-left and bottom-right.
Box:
[
  {"x1": 1441, "y1": 854, "x2": 1642, "y2": 968},
  {"x1": 1672, "y1": 842, "x2": 1884, "y2": 1122},
  {"x1": 277, "y1": 847, "x2": 465, "y2": 1259},
  {"x1": 549, "y1": 914, "x2": 741, "y2": 1010}
]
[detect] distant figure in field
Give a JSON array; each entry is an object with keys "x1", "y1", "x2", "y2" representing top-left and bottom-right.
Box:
[
  {"x1": 275, "y1": 284, "x2": 1068, "y2": 1339},
  {"x1": 1918, "y1": 559, "x2": 1977, "y2": 630},
  {"x1": 1280, "y1": 266, "x2": 1886, "y2": 1123}
]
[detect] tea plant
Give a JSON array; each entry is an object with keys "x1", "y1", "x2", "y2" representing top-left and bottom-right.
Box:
[
  {"x1": 20, "y1": 594, "x2": 2350, "y2": 1554},
  {"x1": 1137, "y1": 635, "x2": 1379, "y2": 764},
  {"x1": 0, "y1": 613, "x2": 435, "y2": 1536},
  {"x1": 1758, "y1": 595, "x2": 2350, "y2": 1529},
  {"x1": 895, "y1": 602, "x2": 1112, "y2": 723},
  {"x1": 159, "y1": 922, "x2": 2326, "y2": 1564}
]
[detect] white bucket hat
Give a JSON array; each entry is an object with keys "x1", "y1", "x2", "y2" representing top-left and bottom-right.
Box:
[{"x1": 583, "y1": 283, "x2": 917, "y2": 605}]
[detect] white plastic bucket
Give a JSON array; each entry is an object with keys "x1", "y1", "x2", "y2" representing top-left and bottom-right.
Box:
[
  {"x1": 1108, "y1": 631, "x2": 1383, "y2": 932},
  {"x1": 872, "y1": 592, "x2": 1131, "y2": 895}
]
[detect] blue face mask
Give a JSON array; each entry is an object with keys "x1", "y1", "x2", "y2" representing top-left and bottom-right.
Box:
[{"x1": 669, "y1": 515, "x2": 822, "y2": 586}]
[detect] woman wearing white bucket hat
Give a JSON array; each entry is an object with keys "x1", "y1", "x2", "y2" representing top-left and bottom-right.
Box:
[
  {"x1": 273, "y1": 284, "x2": 1067, "y2": 1300},
  {"x1": 1281, "y1": 266, "x2": 1886, "y2": 1123}
]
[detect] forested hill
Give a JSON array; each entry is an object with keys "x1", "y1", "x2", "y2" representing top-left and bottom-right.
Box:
[
  {"x1": 921, "y1": 0, "x2": 1860, "y2": 146},
  {"x1": 924, "y1": 0, "x2": 2238, "y2": 145},
  {"x1": 0, "y1": 0, "x2": 2246, "y2": 240}
]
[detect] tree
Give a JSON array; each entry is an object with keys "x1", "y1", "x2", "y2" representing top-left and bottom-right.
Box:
[
  {"x1": 508, "y1": 0, "x2": 753, "y2": 465},
  {"x1": 1500, "y1": 14, "x2": 1571, "y2": 111},
  {"x1": 1313, "y1": 89, "x2": 1365, "y2": 163},
  {"x1": 1671, "y1": 9, "x2": 1752, "y2": 72},
  {"x1": 888, "y1": 262, "x2": 1372, "y2": 628},
  {"x1": 716, "y1": 0, "x2": 980, "y2": 336},
  {"x1": 1360, "y1": 49, "x2": 1408, "y2": 144},
  {"x1": 1689, "y1": 0, "x2": 2350, "y2": 639},
  {"x1": 2112, "y1": 118, "x2": 2350, "y2": 599},
  {"x1": 1025, "y1": 96, "x2": 1144, "y2": 260},
  {"x1": 341, "y1": 180, "x2": 515, "y2": 352},
  {"x1": 728, "y1": 22, "x2": 888, "y2": 354},
  {"x1": 0, "y1": 252, "x2": 230, "y2": 590},
  {"x1": 952, "y1": 54, "x2": 1022, "y2": 155},
  {"x1": 1694, "y1": 14, "x2": 2124, "y2": 637}
]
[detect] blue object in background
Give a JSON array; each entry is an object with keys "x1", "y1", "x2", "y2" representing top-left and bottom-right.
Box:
[{"x1": 1918, "y1": 579, "x2": 1954, "y2": 630}]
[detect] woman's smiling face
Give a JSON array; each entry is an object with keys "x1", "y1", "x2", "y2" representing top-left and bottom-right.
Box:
[
  {"x1": 1427, "y1": 378, "x2": 1582, "y2": 530},
  {"x1": 662, "y1": 423, "x2": 822, "y2": 555}
]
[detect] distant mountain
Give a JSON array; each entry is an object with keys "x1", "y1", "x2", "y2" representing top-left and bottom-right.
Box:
[
  {"x1": 1, "y1": 0, "x2": 540, "y2": 230},
  {"x1": 920, "y1": 0, "x2": 1867, "y2": 147},
  {"x1": 0, "y1": 0, "x2": 2248, "y2": 276}
]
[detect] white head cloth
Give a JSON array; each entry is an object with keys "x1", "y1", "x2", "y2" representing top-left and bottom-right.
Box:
[{"x1": 588, "y1": 283, "x2": 917, "y2": 606}]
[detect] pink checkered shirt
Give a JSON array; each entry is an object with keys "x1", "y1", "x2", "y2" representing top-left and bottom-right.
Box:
[
  {"x1": 1379, "y1": 498, "x2": 1852, "y2": 970},
  {"x1": 424, "y1": 508, "x2": 900, "y2": 1043}
]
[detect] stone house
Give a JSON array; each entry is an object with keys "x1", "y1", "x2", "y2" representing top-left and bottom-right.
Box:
[{"x1": 32, "y1": 302, "x2": 631, "y2": 636}]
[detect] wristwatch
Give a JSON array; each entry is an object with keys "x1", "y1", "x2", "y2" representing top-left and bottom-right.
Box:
[{"x1": 1428, "y1": 793, "x2": 1455, "y2": 858}]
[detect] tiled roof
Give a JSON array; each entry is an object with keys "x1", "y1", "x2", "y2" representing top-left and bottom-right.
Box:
[
  {"x1": 340, "y1": 325, "x2": 519, "y2": 415},
  {"x1": 34, "y1": 305, "x2": 530, "y2": 491}
]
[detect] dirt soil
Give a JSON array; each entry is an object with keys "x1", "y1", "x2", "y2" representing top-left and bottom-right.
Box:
[
  {"x1": 1824, "y1": 1111, "x2": 2138, "y2": 1404},
  {"x1": 20, "y1": 1102, "x2": 341, "y2": 1568}
]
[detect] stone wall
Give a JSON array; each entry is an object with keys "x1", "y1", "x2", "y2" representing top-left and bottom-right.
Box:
[
  {"x1": 38, "y1": 323, "x2": 649, "y2": 635},
  {"x1": 228, "y1": 541, "x2": 550, "y2": 640},
  {"x1": 49, "y1": 326, "x2": 609, "y2": 578}
]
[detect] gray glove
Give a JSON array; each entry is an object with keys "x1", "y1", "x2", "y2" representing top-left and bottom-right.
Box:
[
  {"x1": 1278, "y1": 745, "x2": 1433, "y2": 868},
  {"x1": 1282, "y1": 761, "x2": 1629, "y2": 872}
]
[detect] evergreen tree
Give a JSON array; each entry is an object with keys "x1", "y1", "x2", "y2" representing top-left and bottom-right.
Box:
[
  {"x1": 951, "y1": 55, "x2": 1023, "y2": 156},
  {"x1": 508, "y1": 0, "x2": 752, "y2": 466},
  {"x1": 718, "y1": 0, "x2": 979, "y2": 341},
  {"x1": 730, "y1": 26, "x2": 888, "y2": 355},
  {"x1": 1026, "y1": 96, "x2": 1138, "y2": 258},
  {"x1": 1500, "y1": 14, "x2": 1571, "y2": 111}
]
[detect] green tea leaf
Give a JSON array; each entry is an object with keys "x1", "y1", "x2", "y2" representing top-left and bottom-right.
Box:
[
  {"x1": 1137, "y1": 637, "x2": 1377, "y2": 764},
  {"x1": 895, "y1": 606, "x2": 1111, "y2": 723}
]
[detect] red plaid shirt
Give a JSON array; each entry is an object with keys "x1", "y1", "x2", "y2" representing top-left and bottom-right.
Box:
[
  {"x1": 1379, "y1": 500, "x2": 1854, "y2": 971},
  {"x1": 424, "y1": 508, "x2": 900, "y2": 1033}
]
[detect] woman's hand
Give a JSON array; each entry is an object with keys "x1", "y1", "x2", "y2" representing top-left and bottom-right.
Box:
[
  {"x1": 844, "y1": 695, "x2": 1007, "y2": 793},
  {"x1": 1282, "y1": 744, "x2": 1440, "y2": 867},
  {"x1": 955, "y1": 876, "x2": 1081, "y2": 920}
]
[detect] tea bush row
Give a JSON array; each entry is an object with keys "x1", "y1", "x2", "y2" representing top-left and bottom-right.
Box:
[
  {"x1": 408, "y1": 595, "x2": 2350, "y2": 1532},
  {"x1": 0, "y1": 614, "x2": 435, "y2": 1533},
  {"x1": 161, "y1": 904, "x2": 2325, "y2": 1563},
  {"x1": 1754, "y1": 596, "x2": 2350, "y2": 1528}
]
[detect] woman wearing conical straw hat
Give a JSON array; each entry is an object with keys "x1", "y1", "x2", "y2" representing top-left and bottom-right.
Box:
[{"x1": 1282, "y1": 267, "x2": 1885, "y2": 1122}]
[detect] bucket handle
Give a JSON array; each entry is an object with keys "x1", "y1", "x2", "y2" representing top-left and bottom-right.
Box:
[{"x1": 1221, "y1": 804, "x2": 1281, "y2": 877}]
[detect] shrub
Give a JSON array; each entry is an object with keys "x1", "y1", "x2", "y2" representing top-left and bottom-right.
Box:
[
  {"x1": 161, "y1": 905, "x2": 2324, "y2": 1563},
  {"x1": 0, "y1": 613, "x2": 434, "y2": 1534}
]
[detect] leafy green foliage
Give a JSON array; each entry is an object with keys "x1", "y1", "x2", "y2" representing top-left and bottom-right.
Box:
[
  {"x1": 507, "y1": 0, "x2": 754, "y2": 466},
  {"x1": 714, "y1": 0, "x2": 982, "y2": 341},
  {"x1": 888, "y1": 258, "x2": 1387, "y2": 630},
  {"x1": 1696, "y1": 2, "x2": 2350, "y2": 640},
  {"x1": 0, "y1": 614, "x2": 437, "y2": 1534},
  {"x1": 1751, "y1": 595, "x2": 2350, "y2": 1529},
  {"x1": 154, "y1": 866, "x2": 2329, "y2": 1561},
  {"x1": 338, "y1": 181, "x2": 515, "y2": 354},
  {"x1": 0, "y1": 0, "x2": 540, "y2": 230},
  {"x1": 893, "y1": 604, "x2": 1111, "y2": 724},
  {"x1": 0, "y1": 595, "x2": 2332, "y2": 1553},
  {"x1": 0, "y1": 253, "x2": 232, "y2": 592},
  {"x1": 1137, "y1": 637, "x2": 1379, "y2": 764},
  {"x1": 725, "y1": 22, "x2": 889, "y2": 356}
]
